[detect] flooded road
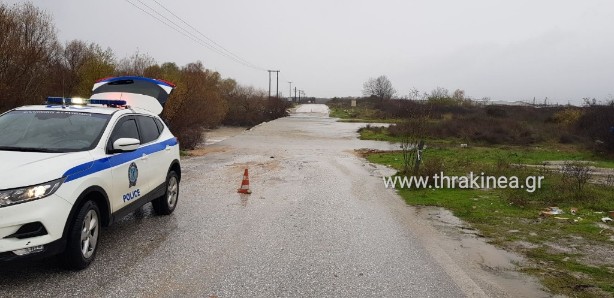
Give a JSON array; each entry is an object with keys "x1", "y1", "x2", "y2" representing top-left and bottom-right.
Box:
[{"x1": 0, "y1": 104, "x2": 547, "y2": 297}]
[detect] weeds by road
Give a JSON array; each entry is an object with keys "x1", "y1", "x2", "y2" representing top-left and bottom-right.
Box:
[
  {"x1": 359, "y1": 126, "x2": 614, "y2": 169},
  {"x1": 366, "y1": 148, "x2": 614, "y2": 297},
  {"x1": 329, "y1": 107, "x2": 402, "y2": 123}
]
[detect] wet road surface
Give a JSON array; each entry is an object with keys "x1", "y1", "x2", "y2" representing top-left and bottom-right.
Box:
[{"x1": 0, "y1": 105, "x2": 545, "y2": 297}]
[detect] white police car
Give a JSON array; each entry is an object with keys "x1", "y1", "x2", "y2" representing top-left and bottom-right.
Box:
[{"x1": 0, "y1": 76, "x2": 181, "y2": 269}]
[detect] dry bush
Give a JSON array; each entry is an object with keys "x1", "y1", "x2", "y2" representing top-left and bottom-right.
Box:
[
  {"x1": 0, "y1": 2, "x2": 60, "y2": 111},
  {"x1": 116, "y1": 50, "x2": 156, "y2": 77},
  {"x1": 550, "y1": 108, "x2": 583, "y2": 127},
  {"x1": 418, "y1": 156, "x2": 445, "y2": 184},
  {"x1": 561, "y1": 161, "x2": 592, "y2": 193},
  {"x1": 172, "y1": 127, "x2": 203, "y2": 151},
  {"x1": 162, "y1": 61, "x2": 228, "y2": 149},
  {"x1": 576, "y1": 104, "x2": 614, "y2": 154},
  {"x1": 223, "y1": 85, "x2": 290, "y2": 126}
]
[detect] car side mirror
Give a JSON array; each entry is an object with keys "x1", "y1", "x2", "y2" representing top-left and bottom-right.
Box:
[{"x1": 112, "y1": 138, "x2": 140, "y2": 152}]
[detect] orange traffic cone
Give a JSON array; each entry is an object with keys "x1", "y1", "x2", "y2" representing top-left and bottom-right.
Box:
[{"x1": 237, "y1": 168, "x2": 252, "y2": 194}]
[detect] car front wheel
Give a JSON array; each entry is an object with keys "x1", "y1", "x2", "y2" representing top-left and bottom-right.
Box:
[{"x1": 63, "y1": 200, "x2": 100, "y2": 270}]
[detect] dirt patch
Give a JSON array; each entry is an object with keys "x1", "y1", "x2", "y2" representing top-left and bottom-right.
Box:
[
  {"x1": 187, "y1": 146, "x2": 230, "y2": 157},
  {"x1": 578, "y1": 243, "x2": 614, "y2": 267},
  {"x1": 353, "y1": 148, "x2": 401, "y2": 158},
  {"x1": 519, "y1": 161, "x2": 614, "y2": 185},
  {"x1": 225, "y1": 159, "x2": 282, "y2": 173}
]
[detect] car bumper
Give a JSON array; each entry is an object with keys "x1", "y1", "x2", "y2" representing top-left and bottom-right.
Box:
[{"x1": 0, "y1": 194, "x2": 72, "y2": 260}]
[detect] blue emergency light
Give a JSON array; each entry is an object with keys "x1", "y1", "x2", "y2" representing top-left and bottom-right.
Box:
[{"x1": 46, "y1": 97, "x2": 127, "y2": 106}]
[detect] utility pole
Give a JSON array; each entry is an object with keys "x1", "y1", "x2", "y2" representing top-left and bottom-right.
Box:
[
  {"x1": 294, "y1": 87, "x2": 297, "y2": 102},
  {"x1": 298, "y1": 90, "x2": 302, "y2": 103},
  {"x1": 276, "y1": 71, "x2": 279, "y2": 98},
  {"x1": 268, "y1": 70, "x2": 280, "y2": 99},
  {"x1": 288, "y1": 81, "x2": 292, "y2": 101},
  {"x1": 268, "y1": 71, "x2": 272, "y2": 99}
]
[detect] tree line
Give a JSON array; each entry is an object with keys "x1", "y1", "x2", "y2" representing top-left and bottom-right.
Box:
[
  {"x1": 0, "y1": 2, "x2": 290, "y2": 149},
  {"x1": 351, "y1": 74, "x2": 614, "y2": 154}
]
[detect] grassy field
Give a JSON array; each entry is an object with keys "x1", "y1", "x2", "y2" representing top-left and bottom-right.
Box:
[
  {"x1": 329, "y1": 107, "x2": 402, "y2": 123},
  {"x1": 367, "y1": 149, "x2": 614, "y2": 297},
  {"x1": 332, "y1": 100, "x2": 614, "y2": 295},
  {"x1": 360, "y1": 127, "x2": 614, "y2": 169},
  {"x1": 331, "y1": 102, "x2": 614, "y2": 297}
]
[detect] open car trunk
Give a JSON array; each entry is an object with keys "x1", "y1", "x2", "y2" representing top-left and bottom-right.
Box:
[{"x1": 91, "y1": 76, "x2": 175, "y2": 114}]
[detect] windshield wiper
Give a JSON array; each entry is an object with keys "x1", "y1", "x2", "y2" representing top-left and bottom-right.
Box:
[{"x1": 0, "y1": 146, "x2": 62, "y2": 153}]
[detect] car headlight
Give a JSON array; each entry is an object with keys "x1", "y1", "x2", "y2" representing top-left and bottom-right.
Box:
[{"x1": 0, "y1": 178, "x2": 64, "y2": 208}]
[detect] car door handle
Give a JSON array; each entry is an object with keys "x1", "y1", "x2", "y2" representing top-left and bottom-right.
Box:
[
  {"x1": 141, "y1": 153, "x2": 148, "y2": 160},
  {"x1": 165, "y1": 145, "x2": 171, "y2": 151}
]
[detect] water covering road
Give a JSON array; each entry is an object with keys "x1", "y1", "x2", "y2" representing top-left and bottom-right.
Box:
[{"x1": 0, "y1": 105, "x2": 547, "y2": 297}]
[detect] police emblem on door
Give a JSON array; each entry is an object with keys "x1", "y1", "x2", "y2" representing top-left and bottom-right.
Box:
[{"x1": 128, "y1": 162, "x2": 138, "y2": 187}]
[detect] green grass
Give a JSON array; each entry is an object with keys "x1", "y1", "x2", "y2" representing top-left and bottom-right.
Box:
[
  {"x1": 329, "y1": 107, "x2": 402, "y2": 123},
  {"x1": 362, "y1": 128, "x2": 614, "y2": 169},
  {"x1": 358, "y1": 128, "x2": 401, "y2": 142},
  {"x1": 367, "y1": 150, "x2": 614, "y2": 296},
  {"x1": 336, "y1": 118, "x2": 401, "y2": 123}
]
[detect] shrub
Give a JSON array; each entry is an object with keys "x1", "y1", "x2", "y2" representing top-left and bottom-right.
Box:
[
  {"x1": 550, "y1": 108, "x2": 583, "y2": 127},
  {"x1": 559, "y1": 134, "x2": 579, "y2": 144},
  {"x1": 576, "y1": 105, "x2": 614, "y2": 154},
  {"x1": 173, "y1": 126, "x2": 204, "y2": 150},
  {"x1": 561, "y1": 161, "x2": 592, "y2": 193},
  {"x1": 485, "y1": 106, "x2": 508, "y2": 118},
  {"x1": 419, "y1": 156, "x2": 445, "y2": 184}
]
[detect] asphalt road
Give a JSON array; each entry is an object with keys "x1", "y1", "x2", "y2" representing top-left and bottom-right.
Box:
[{"x1": 0, "y1": 105, "x2": 534, "y2": 297}]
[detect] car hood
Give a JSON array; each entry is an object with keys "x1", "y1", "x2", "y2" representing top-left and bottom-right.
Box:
[{"x1": 0, "y1": 151, "x2": 93, "y2": 189}]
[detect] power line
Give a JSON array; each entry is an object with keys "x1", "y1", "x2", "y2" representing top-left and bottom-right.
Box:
[
  {"x1": 131, "y1": 0, "x2": 260, "y2": 70},
  {"x1": 133, "y1": 0, "x2": 249, "y2": 68},
  {"x1": 149, "y1": 0, "x2": 263, "y2": 71},
  {"x1": 124, "y1": 0, "x2": 201, "y2": 46},
  {"x1": 124, "y1": 0, "x2": 265, "y2": 71}
]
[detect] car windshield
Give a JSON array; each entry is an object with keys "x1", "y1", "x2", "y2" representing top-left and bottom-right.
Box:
[{"x1": 0, "y1": 110, "x2": 111, "y2": 153}]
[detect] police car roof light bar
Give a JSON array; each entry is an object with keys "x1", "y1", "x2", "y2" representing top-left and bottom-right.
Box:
[{"x1": 46, "y1": 97, "x2": 127, "y2": 107}]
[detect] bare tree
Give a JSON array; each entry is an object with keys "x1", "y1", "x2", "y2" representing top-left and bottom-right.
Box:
[
  {"x1": 362, "y1": 75, "x2": 396, "y2": 100},
  {"x1": 117, "y1": 49, "x2": 156, "y2": 76},
  {"x1": 429, "y1": 87, "x2": 449, "y2": 100},
  {"x1": 0, "y1": 2, "x2": 60, "y2": 111},
  {"x1": 61, "y1": 40, "x2": 115, "y2": 96},
  {"x1": 451, "y1": 89, "x2": 465, "y2": 101},
  {"x1": 408, "y1": 87, "x2": 420, "y2": 101},
  {"x1": 400, "y1": 116, "x2": 430, "y2": 174},
  {"x1": 562, "y1": 161, "x2": 592, "y2": 193}
]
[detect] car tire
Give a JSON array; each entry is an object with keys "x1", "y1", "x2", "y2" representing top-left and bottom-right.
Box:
[
  {"x1": 62, "y1": 200, "x2": 100, "y2": 270},
  {"x1": 152, "y1": 171, "x2": 179, "y2": 215}
]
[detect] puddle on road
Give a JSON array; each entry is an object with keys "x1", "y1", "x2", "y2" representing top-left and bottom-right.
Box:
[
  {"x1": 203, "y1": 126, "x2": 248, "y2": 146},
  {"x1": 239, "y1": 193, "x2": 250, "y2": 207},
  {"x1": 413, "y1": 206, "x2": 548, "y2": 297},
  {"x1": 179, "y1": 107, "x2": 550, "y2": 296}
]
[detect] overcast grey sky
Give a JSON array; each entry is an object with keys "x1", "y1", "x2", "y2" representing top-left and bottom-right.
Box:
[{"x1": 7, "y1": 0, "x2": 614, "y2": 103}]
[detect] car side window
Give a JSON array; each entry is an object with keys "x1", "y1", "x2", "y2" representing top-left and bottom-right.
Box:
[
  {"x1": 108, "y1": 118, "x2": 140, "y2": 151},
  {"x1": 137, "y1": 116, "x2": 161, "y2": 144},
  {"x1": 154, "y1": 117, "x2": 165, "y2": 134}
]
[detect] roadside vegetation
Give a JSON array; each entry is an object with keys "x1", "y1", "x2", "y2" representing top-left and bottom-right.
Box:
[
  {"x1": 0, "y1": 2, "x2": 290, "y2": 150},
  {"x1": 367, "y1": 150, "x2": 614, "y2": 296},
  {"x1": 342, "y1": 77, "x2": 614, "y2": 296}
]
